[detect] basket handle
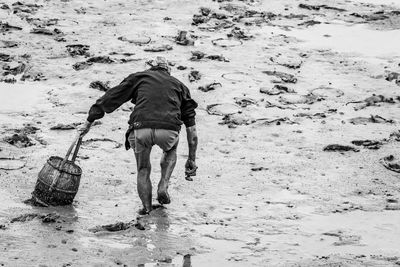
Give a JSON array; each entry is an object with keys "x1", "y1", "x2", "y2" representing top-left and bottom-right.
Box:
[
  {"x1": 71, "y1": 136, "x2": 82, "y2": 163},
  {"x1": 64, "y1": 134, "x2": 81, "y2": 162},
  {"x1": 49, "y1": 134, "x2": 82, "y2": 192}
]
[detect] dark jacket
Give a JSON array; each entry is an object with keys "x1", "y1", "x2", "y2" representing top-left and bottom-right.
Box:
[{"x1": 87, "y1": 67, "x2": 198, "y2": 132}]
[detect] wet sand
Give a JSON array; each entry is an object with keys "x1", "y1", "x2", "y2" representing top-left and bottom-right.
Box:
[{"x1": 1, "y1": 0, "x2": 400, "y2": 266}]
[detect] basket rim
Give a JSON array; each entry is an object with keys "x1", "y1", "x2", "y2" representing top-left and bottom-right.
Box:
[{"x1": 47, "y1": 156, "x2": 82, "y2": 175}]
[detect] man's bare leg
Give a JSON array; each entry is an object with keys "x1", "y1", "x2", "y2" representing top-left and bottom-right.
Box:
[
  {"x1": 157, "y1": 147, "x2": 177, "y2": 204},
  {"x1": 135, "y1": 147, "x2": 152, "y2": 214}
]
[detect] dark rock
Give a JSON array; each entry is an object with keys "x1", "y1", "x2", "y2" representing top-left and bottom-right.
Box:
[
  {"x1": 66, "y1": 44, "x2": 90, "y2": 57},
  {"x1": 20, "y1": 71, "x2": 45, "y2": 81},
  {"x1": 143, "y1": 45, "x2": 172, "y2": 52},
  {"x1": 3, "y1": 62, "x2": 26, "y2": 75},
  {"x1": 299, "y1": 4, "x2": 346, "y2": 12},
  {"x1": 0, "y1": 53, "x2": 12, "y2": 62},
  {"x1": 1, "y1": 4, "x2": 10, "y2": 9},
  {"x1": 190, "y1": 51, "x2": 206, "y2": 61},
  {"x1": 200, "y1": 7, "x2": 211, "y2": 16},
  {"x1": 89, "y1": 81, "x2": 110, "y2": 91},
  {"x1": 30, "y1": 28, "x2": 55, "y2": 35},
  {"x1": 227, "y1": 27, "x2": 253, "y2": 40},
  {"x1": 50, "y1": 123, "x2": 80, "y2": 130},
  {"x1": 206, "y1": 54, "x2": 229, "y2": 62},
  {"x1": 385, "y1": 72, "x2": 400, "y2": 86},
  {"x1": 263, "y1": 71, "x2": 297, "y2": 83},
  {"x1": 323, "y1": 144, "x2": 360, "y2": 152},
  {"x1": 4, "y1": 133, "x2": 34, "y2": 148},
  {"x1": 41, "y1": 213, "x2": 61, "y2": 223},
  {"x1": 72, "y1": 61, "x2": 92, "y2": 70},
  {"x1": 192, "y1": 14, "x2": 210, "y2": 25},
  {"x1": 188, "y1": 71, "x2": 201, "y2": 82},
  {"x1": 211, "y1": 12, "x2": 227, "y2": 19},
  {"x1": 260, "y1": 84, "x2": 295, "y2": 95},
  {"x1": 0, "y1": 77, "x2": 17, "y2": 83},
  {"x1": 0, "y1": 22, "x2": 23, "y2": 32},
  {"x1": 87, "y1": 56, "x2": 114, "y2": 64},
  {"x1": 298, "y1": 20, "x2": 321, "y2": 27},
  {"x1": 11, "y1": 213, "x2": 40, "y2": 223},
  {"x1": 251, "y1": 166, "x2": 268, "y2": 171},
  {"x1": 89, "y1": 221, "x2": 134, "y2": 233},
  {"x1": 198, "y1": 82, "x2": 222, "y2": 92},
  {"x1": 177, "y1": 65, "x2": 187, "y2": 70},
  {"x1": 351, "y1": 140, "x2": 384, "y2": 149},
  {"x1": 175, "y1": 30, "x2": 194, "y2": 46}
]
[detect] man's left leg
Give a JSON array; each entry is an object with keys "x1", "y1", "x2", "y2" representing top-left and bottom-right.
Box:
[{"x1": 157, "y1": 147, "x2": 177, "y2": 204}]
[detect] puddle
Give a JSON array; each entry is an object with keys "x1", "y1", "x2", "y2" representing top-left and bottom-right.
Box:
[
  {"x1": 289, "y1": 23, "x2": 400, "y2": 57},
  {"x1": 349, "y1": 0, "x2": 400, "y2": 7},
  {"x1": 80, "y1": 236, "x2": 134, "y2": 249},
  {"x1": 299, "y1": 210, "x2": 400, "y2": 254},
  {"x1": 0, "y1": 83, "x2": 51, "y2": 113},
  {"x1": 0, "y1": 158, "x2": 26, "y2": 170},
  {"x1": 222, "y1": 72, "x2": 252, "y2": 82}
]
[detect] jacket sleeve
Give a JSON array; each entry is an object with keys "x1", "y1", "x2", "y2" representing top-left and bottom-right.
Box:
[
  {"x1": 181, "y1": 84, "x2": 198, "y2": 127},
  {"x1": 87, "y1": 74, "x2": 137, "y2": 122}
]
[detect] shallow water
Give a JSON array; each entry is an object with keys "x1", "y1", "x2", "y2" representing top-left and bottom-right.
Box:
[
  {"x1": 0, "y1": 83, "x2": 51, "y2": 113},
  {"x1": 350, "y1": 0, "x2": 400, "y2": 7},
  {"x1": 290, "y1": 23, "x2": 400, "y2": 58}
]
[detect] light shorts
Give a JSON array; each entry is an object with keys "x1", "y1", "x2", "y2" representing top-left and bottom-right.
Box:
[{"x1": 128, "y1": 128, "x2": 179, "y2": 153}]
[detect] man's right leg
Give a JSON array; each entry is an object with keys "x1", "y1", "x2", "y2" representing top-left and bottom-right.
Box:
[
  {"x1": 135, "y1": 147, "x2": 152, "y2": 214},
  {"x1": 157, "y1": 147, "x2": 177, "y2": 204}
]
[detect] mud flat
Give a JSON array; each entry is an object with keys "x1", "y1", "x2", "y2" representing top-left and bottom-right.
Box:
[{"x1": 1, "y1": 0, "x2": 400, "y2": 266}]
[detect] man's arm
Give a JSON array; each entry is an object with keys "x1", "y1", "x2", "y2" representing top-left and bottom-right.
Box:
[
  {"x1": 78, "y1": 74, "x2": 137, "y2": 136},
  {"x1": 180, "y1": 83, "x2": 199, "y2": 177},
  {"x1": 185, "y1": 125, "x2": 198, "y2": 177}
]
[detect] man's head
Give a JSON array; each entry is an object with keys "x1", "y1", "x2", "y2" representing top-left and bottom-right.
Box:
[{"x1": 147, "y1": 56, "x2": 171, "y2": 74}]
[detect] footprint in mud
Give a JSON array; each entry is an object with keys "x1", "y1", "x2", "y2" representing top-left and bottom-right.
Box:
[
  {"x1": 212, "y1": 38, "x2": 243, "y2": 47},
  {"x1": 310, "y1": 86, "x2": 344, "y2": 98},
  {"x1": 278, "y1": 94, "x2": 322, "y2": 105},
  {"x1": 269, "y1": 54, "x2": 303, "y2": 69},
  {"x1": 0, "y1": 157, "x2": 26, "y2": 170},
  {"x1": 380, "y1": 155, "x2": 400, "y2": 173},
  {"x1": 206, "y1": 103, "x2": 241, "y2": 116},
  {"x1": 346, "y1": 94, "x2": 396, "y2": 111},
  {"x1": 322, "y1": 230, "x2": 362, "y2": 246},
  {"x1": 118, "y1": 35, "x2": 151, "y2": 45},
  {"x1": 349, "y1": 115, "x2": 394, "y2": 125},
  {"x1": 82, "y1": 138, "x2": 122, "y2": 149},
  {"x1": 222, "y1": 72, "x2": 251, "y2": 82}
]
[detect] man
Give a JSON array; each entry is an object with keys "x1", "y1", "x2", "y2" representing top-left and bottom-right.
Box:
[{"x1": 78, "y1": 57, "x2": 198, "y2": 214}]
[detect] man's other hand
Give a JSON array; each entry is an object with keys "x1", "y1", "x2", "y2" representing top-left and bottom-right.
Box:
[
  {"x1": 77, "y1": 121, "x2": 92, "y2": 137},
  {"x1": 185, "y1": 159, "x2": 197, "y2": 177}
]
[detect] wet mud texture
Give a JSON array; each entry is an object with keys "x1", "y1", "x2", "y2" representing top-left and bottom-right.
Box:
[{"x1": 1, "y1": 0, "x2": 400, "y2": 266}]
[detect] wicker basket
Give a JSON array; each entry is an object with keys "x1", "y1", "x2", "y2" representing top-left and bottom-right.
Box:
[{"x1": 32, "y1": 136, "x2": 82, "y2": 206}]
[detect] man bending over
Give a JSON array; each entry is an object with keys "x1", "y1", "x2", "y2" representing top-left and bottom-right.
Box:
[{"x1": 78, "y1": 57, "x2": 198, "y2": 214}]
